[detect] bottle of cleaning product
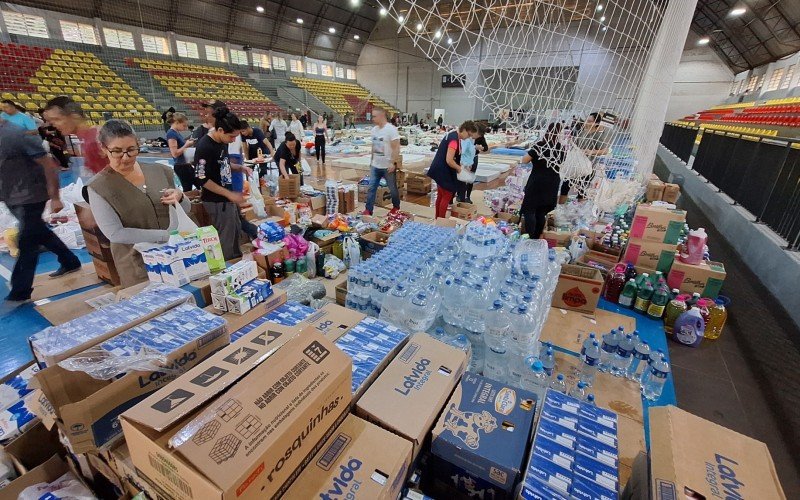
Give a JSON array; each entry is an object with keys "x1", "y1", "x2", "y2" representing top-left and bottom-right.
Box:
[
  {"x1": 633, "y1": 282, "x2": 654, "y2": 314},
  {"x1": 681, "y1": 228, "x2": 707, "y2": 265},
  {"x1": 603, "y1": 264, "x2": 627, "y2": 303},
  {"x1": 618, "y1": 279, "x2": 637, "y2": 308},
  {"x1": 671, "y1": 307, "x2": 705, "y2": 347},
  {"x1": 705, "y1": 298, "x2": 728, "y2": 340},
  {"x1": 647, "y1": 286, "x2": 669, "y2": 319},
  {"x1": 664, "y1": 294, "x2": 689, "y2": 334}
]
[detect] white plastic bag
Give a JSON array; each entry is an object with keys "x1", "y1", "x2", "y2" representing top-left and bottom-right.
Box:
[
  {"x1": 560, "y1": 141, "x2": 593, "y2": 179},
  {"x1": 305, "y1": 241, "x2": 319, "y2": 278},
  {"x1": 301, "y1": 158, "x2": 312, "y2": 175},
  {"x1": 171, "y1": 202, "x2": 198, "y2": 233},
  {"x1": 51, "y1": 222, "x2": 84, "y2": 249},
  {"x1": 342, "y1": 235, "x2": 361, "y2": 268},
  {"x1": 457, "y1": 167, "x2": 476, "y2": 183},
  {"x1": 247, "y1": 170, "x2": 266, "y2": 218},
  {"x1": 18, "y1": 472, "x2": 95, "y2": 500}
]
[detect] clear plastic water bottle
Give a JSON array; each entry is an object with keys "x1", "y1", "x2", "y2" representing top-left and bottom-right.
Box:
[
  {"x1": 599, "y1": 329, "x2": 620, "y2": 373},
  {"x1": 539, "y1": 345, "x2": 555, "y2": 377},
  {"x1": 580, "y1": 333, "x2": 597, "y2": 363},
  {"x1": 430, "y1": 327, "x2": 449, "y2": 344},
  {"x1": 521, "y1": 359, "x2": 549, "y2": 400},
  {"x1": 585, "y1": 394, "x2": 596, "y2": 406},
  {"x1": 378, "y1": 283, "x2": 409, "y2": 327},
  {"x1": 507, "y1": 304, "x2": 535, "y2": 385},
  {"x1": 640, "y1": 348, "x2": 664, "y2": 386},
  {"x1": 483, "y1": 301, "x2": 509, "y2": 382},
  {"x1": 447, "y1": 334, "x2": 472, "y2": 361},
  {"x1": 642, "y1": 353, "x2": 670, "y2": 401},
  {"x1": 549, "y1": 373, "x2": 567, "y2": 394},
  {"x1": 580, "y1": 340, "x2": 601, "y2": 387},
  {"x1": 568, "y1": 381, "x2": 587, "y2": 400},
  {"x1": 614, "y1": 334, "x2": 635, "y2": 377},
  {"x1": 627, "y1": 338, "x2": 651, "y2": 381},
  {"x1": 405, "y1": 292, "x2": 434, "y2": 332}
]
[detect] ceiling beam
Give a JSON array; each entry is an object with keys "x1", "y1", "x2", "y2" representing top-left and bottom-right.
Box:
[
  {"x1": 334, "y1": 10, "x2": 361, "y2": 62},
  {"x1": 268, "y1": 0, "x2": 290, "y2": 48},
  {"x1": 224, "y1": 0, "x2": 238, "y2": 42},
  {"x1": 305, "y1": 1, "x2": 331, "y2": 57}
]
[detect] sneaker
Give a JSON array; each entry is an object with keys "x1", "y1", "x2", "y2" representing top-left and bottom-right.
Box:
[
  {"x1": 361, "y1": 209, "x2": 373, "y2": 216},
  {"x1": 465, "y1": 198, "x2": 473, "y2": 204},
  {"x1": 49, "y1": 264, "x2": 81, "y2": 278},
  {"x1": 388, "y1": 207, "x2": 400, "y2": 215}
]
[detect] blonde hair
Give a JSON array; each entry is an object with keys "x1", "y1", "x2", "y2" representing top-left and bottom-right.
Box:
[{"x1": 171, "y1": 112, "x2": 188, "y2": 124}]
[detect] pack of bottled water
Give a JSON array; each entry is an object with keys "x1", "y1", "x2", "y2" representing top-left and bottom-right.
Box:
[{"x1": 345, "y1": 220, "x2": 563, "y2": 383}]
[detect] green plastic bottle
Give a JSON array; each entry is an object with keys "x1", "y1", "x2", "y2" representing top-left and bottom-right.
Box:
[
  {"x1": 618, "y1": 279, "x2": 637, "y2": 308},
  {"x1": 647, "y1": 285, "x2": 669, "y2": 319},
  {"x1": 634, "y1": 272, "x2": 649, "y2": 290},
  {"x1": 633, "y1": 282, "x2": 654, "y2": 314}
]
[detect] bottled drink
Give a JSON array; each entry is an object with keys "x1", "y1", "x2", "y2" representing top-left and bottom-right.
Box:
[
  {"x1": 696, "y1": 298, "x2": 713, "y2": 333},
  {"x1": 603, "y1": 265, "x2": 626, "y2": 303},
  {"x1": 549, "y1": 373, "x2": 567, "y2": 394},
  {"x1": 580, "y1": 340, "x2": 601, "y2": 386},
  {"x1": 521, "y1": 359, "x2": 549, "y2": 400},
  {"x1": 406, "y1": 293, "x2": 435, "y2": 332},
  {"x1": 465, "y1": 329, "x2": 485, "y2": 374},
  {"x1": 507, "y1": 305, "x2": 535, "y2": 384},
  {"x1": 614, "y1": 334, "x2": 635, "y2": 377},
  {"x1": 378, "y1": 284, "x2": 409, "y2": 327},
  {"x1": 646, "y1": 285, "x2": 669, "y2": 319},
  {"x1": 441, "y1": 278, "x2": 466, "y2": 336},
  {"x1": 618, "y1": 279, "x2": 637, "y2": 308},
  {"x1": 580, "y1": 333, "x2": 597, "y2": 363},
  {"x1": 640, "y1": 348, "x2": 664, "y2": 386},
  {"x1": 664, "y1": 294, "x2": 688, "y2": 334},
  {"x1": 705, "y1": 298, "x2": 728, "y2": 340},
  {"x1": 568, "y1": 381, "x2": 587, "y2": 400},
  {"x1": 627, "y1": 339, "x2": 650, "y2": 381},
  {"x1": 642, "y1": 353, "x2": 670, "y2": 401},
  {"x1": 633, "y1": 282, "x2": 654, "y2": 314},
  {"x1": 430, "y1": 327, "x2": 449, "y2": 344},
  {"x1": 483, "y1": 301, "x2": 510, "y2": 382},
  {"x1": 599, "y1": 330, "x2": 620, "y2": 372},
  {"x1": 585, "y1": 394, "x2": 596, "y2": 406},
  {"x1": 539, "y1": 345, "x2": 555, "y2": 377}
]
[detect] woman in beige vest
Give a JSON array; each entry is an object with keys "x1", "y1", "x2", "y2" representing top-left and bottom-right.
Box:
[{"x1": 87, "y1": 120, "x2": 190, "y2": 287}]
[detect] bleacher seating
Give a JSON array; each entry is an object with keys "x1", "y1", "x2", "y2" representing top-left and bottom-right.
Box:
[
  {"x1": 0, "y1": 43, "x2": 159, "y2": 127},
  {"x1": 131, "y1": 58, "x2": 283, "y2": 122},
  {"x1": 290, "y1": 77, "x2": 398, "y2": 118},
  {"x1": 684, "y1": 97, "x2": 800, "y2": 135}
]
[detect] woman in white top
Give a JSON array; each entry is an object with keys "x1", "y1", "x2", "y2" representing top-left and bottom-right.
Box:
[
  {"x1": 269, "y1": 113, "x2": 288, "y2": 145},
  {"x1": 288, "y1": 113, "x2": 304, "y2": 146}
]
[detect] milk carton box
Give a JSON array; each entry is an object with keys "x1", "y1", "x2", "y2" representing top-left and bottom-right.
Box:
[{"x1": 197, "y1": 226, "x2": 225, "y2": 272}]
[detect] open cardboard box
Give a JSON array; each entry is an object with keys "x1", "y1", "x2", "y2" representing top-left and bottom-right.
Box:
[
  {"x1": 0, "y1": 456, "x2": 77, "y2": 499},
  {"x1": 551, "y1": 264, "x2": 604, "y2": 314},
  {"x1": 121, "y1": 330, "x2": 352, "y2": 500}
]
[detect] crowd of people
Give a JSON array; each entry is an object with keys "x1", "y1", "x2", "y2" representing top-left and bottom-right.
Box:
[{"x1": 0, "y1": 91, "x2": 610, "y2": 304}]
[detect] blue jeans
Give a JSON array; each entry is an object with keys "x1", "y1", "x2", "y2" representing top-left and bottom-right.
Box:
[{"x1": 365, "y1": 167, "x2": 400, "y2": 213}]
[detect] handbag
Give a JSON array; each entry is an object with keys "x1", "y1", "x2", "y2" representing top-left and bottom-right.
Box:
[{"x1": 560, "y1": 141, "x2": 593, "y2": 179}]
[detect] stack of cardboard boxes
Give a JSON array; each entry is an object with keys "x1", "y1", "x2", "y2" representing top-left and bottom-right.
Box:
[
  {"x1": 74, "y1": 201, "x2": 120, "y2": 286},
  {"x1": 621, "y1": 204, "x2": 685, "y2": 275}
]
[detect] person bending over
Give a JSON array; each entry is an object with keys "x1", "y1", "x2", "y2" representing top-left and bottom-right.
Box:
[{"x1": 427, "y1": 120, "x2": 478, "y2": 218}]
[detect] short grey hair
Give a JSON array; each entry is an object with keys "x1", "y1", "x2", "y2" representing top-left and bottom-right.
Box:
[{"x1": 98, "y1": 119, "x2": 137, "y2": 146}]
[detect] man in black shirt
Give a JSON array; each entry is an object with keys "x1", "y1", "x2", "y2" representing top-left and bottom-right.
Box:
[
  {"x1": 275, "y1": 132, "x2": 303, "y2": 184},
  {"x1": 240, "y1": 121, "x2": 274, "y2": 161},
  {"x1": 191, "y1": 100, "x2": 227, "y2": 140}
]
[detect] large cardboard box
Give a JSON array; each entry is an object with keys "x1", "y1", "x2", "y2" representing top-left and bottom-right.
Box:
[
  {"x1": 406, "y1": 173, "x2": 432, "y2": 194},
  {"x1": 622, "y1": 239, "x2": 677, "y2": 274},
  {"x1": 33, "y1": 306, "x2": 230, "y2": 454},
  {"x1": 629, "y1": 204, "x2": 686, "y2": 244},
  {"x1": 278, "y1": 174, "x2": 301, "y2": 199},
  {"x1": 662, "y1": 183, "x2": 680, "y2": 204},
  {"x1": 355, "y1": 334, "x2": 468, "y2": 461},
  {"x1": 360, "y1": 230, "x2": 390, "y2": 257},
  {"x1": 551, "y1": 264, "x2": 604, "y2": 314},
  {"x1": 358, "y1": 184, "x2": 392, "y2": 207},
  {"x1": 300, "y1": 302, "x2": 366, "y2": 341},
  {"x1": 282, "y1": 415, "x2": 413, "y2": 500},
  {"x1": 121, "y1": 331, "x2": 352, "y2": 500},
  {"x1": 649, "y1": 406, "x2": 786, "y2": 500},
  {"x1": 575, "y1": 250, "x2": 621, "y2": 277},
  {"x1": 338, "y1": 189, "x2": 357, "y2": 214},
  {"x1": 667, "y1": 259, "x2": 726, "y2": 299},
  {"x1": 542, "y1": 229, "x2": 573, "y2": 249},
  {"x1": 0, "y1": 455, "x2": 74, "y2": 499},
  {"x1": 450, "y1": 202, "x2": 477, "y2": 220},
  {"x1": 645, "y1": 179, "x2": 666, "y2": 202},
  {"x1": 430, "y1": 373, "x2": 537, "y2": 497}
]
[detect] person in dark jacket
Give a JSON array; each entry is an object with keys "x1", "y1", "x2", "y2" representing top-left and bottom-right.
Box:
[
  {"x1": 426, "y1": 120, "x2": 478, "y2": 218},
  {"x1": 520, "y1": 122, "x2": 566, "y2": 239},
  {"x1": 457, "y1": 123, "x2": 488, "y2": 203}
]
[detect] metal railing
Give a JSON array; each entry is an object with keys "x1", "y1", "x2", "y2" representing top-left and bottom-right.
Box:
[{"x1": 660, "y1": 123, "x2": 800, "y2": 250}]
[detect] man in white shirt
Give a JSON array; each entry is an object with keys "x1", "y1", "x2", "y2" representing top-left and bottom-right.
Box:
[{"x1": 363, "y1": 107, "x2": 401, "y2": 215}]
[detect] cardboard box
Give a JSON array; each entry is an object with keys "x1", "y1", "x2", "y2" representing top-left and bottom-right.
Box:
[
  {"x1": 667, "y1": 259, "x2": 726, "y2": 298},
  {"x1": 629, "y1": 204, "x2": 686, "y2": 244},
  {"x1": 662, "y1": 183, "x2": 680, "y2": 204},
  {"x1": 296, "y1": 194, "x2": 326, "y2": 214},
  {"x1": 0, "y1": 455, "x2": 73, "y2": 499},
  {"x1": 450, "y1": 202, "x2": 477, "y2": 220},
  {"x1": 121, "y1": 331, "x2": 352, "y2": 500},
  {"x1": 358, "y1": 185, "x2": 392, "y2": 207},
  {"x1": 649, "y1": 406, "x2": 786, "y2": 500},
  {"x1": 542, "y1": 229, "x2": 573, "y2": 249},
  {"x1": 360, "y1": 230, "x2": 390, "y2": 257},
  {"x1": 645, "y1": 179, "x2": 666, "y2": 202},
  {"x1": 430, "y1": 373, "x2": 537, "y2": 496},
  {"x1": 33, "y1": 306, "x2": 230, "y2": 454},
  {"x1": 494, "y1": 211, "x2": 520, "y2": 224},
  {"x1": 3, "y1": 421, "x2": 62, "y2": 475},
  {"x1": 576, "y1": 250, "x2": 621, "y2": 277},
  {"x1": 355, "y1": 333, "x2": 468, "y2": 461},
  {"x1": 300, "y1": 302, "x2": 366, "y2": 341},
  {"x1": 338, "y1": 189, "x2": 357, "y2": 214},
  {"x1": 406, "y1": 173, "x2": 432, "y2": 194},
  {"x1": 310, "y1": 230, "x2": 341, "y2": 246},
  {"x1": 551, "y1": 264, "x2": 604, "y2": 314},
  {"x1": 278, "y1": 174, "x2": 301, "y2": 199},
  {"x1": 203, "y1": 289, "x2": 287, "y2": 334},
  {"x1": 282, "y1": 415, "x2": 413, "y2": 500},
  {"x1": 335, "y1": 280, "x2": 347, "y2": 306},
  {"x1": 93, "y1": 256, "x2": 121, "y2": 286},
  {"x1": 251, "y1": 246, "x2": 289, "y2": 274},
  {"x1": 622, "y1": 239, "x2": 677, "y2": 274}
]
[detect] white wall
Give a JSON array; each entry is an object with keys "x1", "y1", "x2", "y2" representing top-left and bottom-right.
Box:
[{"x1": 665, "y1": 32, "x2": 734, "y2": 120}]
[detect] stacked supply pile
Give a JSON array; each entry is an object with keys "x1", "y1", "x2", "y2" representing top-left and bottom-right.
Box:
[
  {"x1": 230, "y1": 301, "x2": 315, "y2": 341},
  {"x1": 621, "y1": 204, "x2": 685, "y2": 275},
  {"x1": 0, "y1": 365, "x2": 39, "y2": 444},
  {"x1": 138, "y1": 234, "x2": 210, "y2": 286},
  {"x1": 209, "y1": 260, "x2": 270, "y2": 314},
  {"x1": 522, "y1": 389, "x2": 620, "y2": 500},
  {"x1": 29, "y1": 284, "x2": 194, "y2": 367}
]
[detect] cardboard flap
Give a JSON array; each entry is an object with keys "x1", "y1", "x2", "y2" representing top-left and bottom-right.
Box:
[
  {"x1": 34, "y1": 365, "x2": 109, "y2": 418},
  {"x1": 4, "y1": 421, "x2": 62, "y2": 474},
  {"x1": 0, "y1": 455, "x2": 70, "y2": 499},
  {"x1": 300, "y1": 303, "x2": 366, "y2": 340},
  {"x1": 123, "y1": 322, "x2": 301, "y2": 432}
]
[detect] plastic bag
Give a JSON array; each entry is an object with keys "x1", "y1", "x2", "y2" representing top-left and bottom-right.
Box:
[
  {"x1": 171, "y1": 202, "x2": 199, "y2": 233},
  {"x1": 305, "y1": 241, "x2": 319, "y2": 278},
  {"x1": 51, "y1": 222, "x2": 84, "y2": 249},
  {"x1": 248, "y1": 169, "x2": 266, "y2": 218},
  {"x1": 323, "y1": 253, "x2": 346, "y2": 279},
  {"x1": 301, "y1": 158, "x2": 311, "y2": 175},
  {"x1": 19, "y1": 472, "x2": 95, "y2": 500},
  {"x1": 342, "y1": 234, "x2": 361, "y2": 268},
  {"x1": 560, "y1": 141, "x2": 593, "y2": 179},
  {"x1": 457, "y1": 167, "x2": 476, "y2": 183}
]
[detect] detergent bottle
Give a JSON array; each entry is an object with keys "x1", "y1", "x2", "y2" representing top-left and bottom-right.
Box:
[
  {"x1": 671, "y1": 307, "x2": 705, "y2": 347},
  {"x1": 681, "y1": 228, "x2": 707, "y2": 265}
]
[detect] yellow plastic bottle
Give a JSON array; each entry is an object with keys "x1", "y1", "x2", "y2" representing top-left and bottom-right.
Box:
[{"x1": 704, "y1": 298, "x2": 728, "y2": 340}]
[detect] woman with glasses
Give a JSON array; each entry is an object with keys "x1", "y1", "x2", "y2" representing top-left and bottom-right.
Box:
[{"x1": 86, "y1": 120, "x2": 190, "y2": 287}]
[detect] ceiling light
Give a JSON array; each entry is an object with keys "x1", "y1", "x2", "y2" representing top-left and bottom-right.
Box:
[
  {"x1": 354, "y1": 34, "x2": 360, "y2": 40},
  {"x1": 601, "y1": 26, "x2": 607, "y2": 31},
  {"x1": 597, "y1": 4, "x2": 603, "y2": 11},
  {"x1": 350, "y1": 0, "x2": 359, "y2": 5},
  {"x1": 329, "y1": 27, "x2": 336, "y2": 33},
  {"x1": 416, "y1": 22, "x2": 423, "y2": 31},
  {"x1": 256, "y1": 5, "x2": 264, "y2": 13},
  {"x1": 447, "y1": 37, "x2": 453, "y2": 45},
  {"x1": 600, "y1": 16, "x2": 606, "y2": 22},
  {"x1": 398, "y1": 15, "x2": 405, "y2": 23},
  {"x1": 697, "y1": 37, "x2": 710, "y2": 45},
  {"x1": 434, "y1": 30, "x2": 442, "y2": 39},
  {"x1": 297, "y1": 18, "x2": 304, "y2": 24},
  {"x1": 730, "y1": 7, "x2": 746, "y2": 16},
  {"x1": 379, "y1": 7, "x2": 388, "y2": 16}
]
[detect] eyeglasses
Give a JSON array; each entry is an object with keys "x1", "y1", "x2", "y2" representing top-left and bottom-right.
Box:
[{"x1": 107, "y1": 147, "x2": 140, "y2": 159}]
